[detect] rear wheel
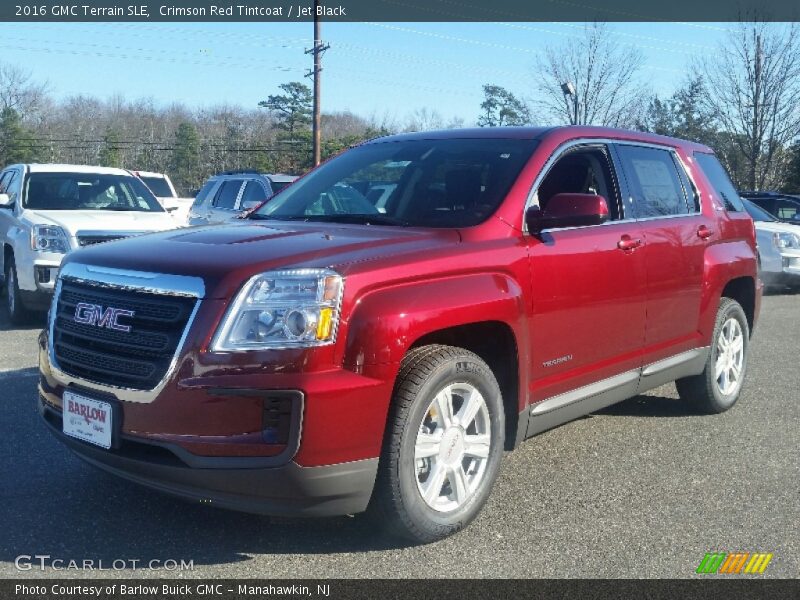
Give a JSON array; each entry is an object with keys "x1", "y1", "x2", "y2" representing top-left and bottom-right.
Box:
[
  {"x1": 676, "y1": 297, "x2": 749, "y2": 414},
  {"x1": 370, "y1": 345, "x2": 505, "y2": 543},
  {"x1": 4, "y1": 255, "x2": 29, "y2": 325}
]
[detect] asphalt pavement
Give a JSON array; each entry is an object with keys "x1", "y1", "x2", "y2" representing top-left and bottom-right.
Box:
[{"x1": 0, "y1": 295, "x2": 797, "y2": 579}]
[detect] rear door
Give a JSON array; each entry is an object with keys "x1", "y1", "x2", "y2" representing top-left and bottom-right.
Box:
[
  {"x1": 207, "y1": 179, "x2": 245, "y2": 223},
  {"x1": 613, "y1": 143, "x2": 710, "y2": 368}
]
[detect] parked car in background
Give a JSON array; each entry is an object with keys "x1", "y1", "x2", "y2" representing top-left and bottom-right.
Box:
[
  {"x1": 188, "y1": 170, "x2": 297, "y2": 225},
  {"x1": 134, "y1": 171, "x2": 193, "y2": 223},
  {"x1": 0, "y1": 164, "x2": 180, "y2": 323},
  {"x1": 38, "y1": 127, "x2": 760, "y2": 543},
  {"x1": 743, "y1": 198, "x2": 800, "y2": 292},
  {"x1": 741, "y1": 191, "x2": 800, "y2": 225}
]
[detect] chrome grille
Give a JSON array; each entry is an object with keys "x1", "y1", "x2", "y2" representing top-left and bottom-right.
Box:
[{"x1": 52, "y1": 279, "x2": 196, "y2": 390}]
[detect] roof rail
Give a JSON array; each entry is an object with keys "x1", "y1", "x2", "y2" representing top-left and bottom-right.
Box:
[{"x1": 219, "y1": 169, "x2": 261, "y2": 175}]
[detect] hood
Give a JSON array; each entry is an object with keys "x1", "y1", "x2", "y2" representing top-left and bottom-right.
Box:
[
  {"x1": 753, "y1": 219, "x2": 800, "y2": 235},
  {"x1": 63, "y1": 221, "x2": 461, "y2": 299},
  {"x1": 26, "y1": 209, "x2": 178, "y2": 236}
]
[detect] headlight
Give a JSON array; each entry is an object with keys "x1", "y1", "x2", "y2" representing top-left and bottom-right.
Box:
[
  {"x1": 211, "y1": 269, "x2": 343, "y2": 351},
  {"x1": 773, "y1": 231, "x2": 800, "y2": 250},
  {"x1": 30, "y1": 225, "x2": 69, "y2": 253}
]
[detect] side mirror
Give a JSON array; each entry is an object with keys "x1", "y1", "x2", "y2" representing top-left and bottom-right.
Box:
[
  {"x1": 0, "y1": 193, "x2": 11, "y2": 207},
  {"x1": 526, "y1": 193, "x2": 609, "y2": 234},
  {"x1": 240, "y1": 199, "x2": 263, "y2": 211},
  {"x1": 165, "y1": 206, "x2": 179, "y2": 213}
]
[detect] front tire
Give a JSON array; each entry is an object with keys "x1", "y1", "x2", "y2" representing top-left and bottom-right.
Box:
[
  {"x1": 4, "y1": 255, "x2": 30, "y2": 325},
  {"x1": 676, "y1": 297, "x2": 749, "y2": 414},
  {"x1": 370, "y1": 345, "x2": 505, "y2": 543}
]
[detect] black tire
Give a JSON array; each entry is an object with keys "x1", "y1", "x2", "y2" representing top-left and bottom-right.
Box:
[
  {"x1": 369, "y1": 344, "x2": 505, "y2": 543},
  {"x1": 4, "y1": 254, "x2": 30, "y2": 325},
  {"x1": 676, "y1": 297, "x2": 749, "y2": 414}
]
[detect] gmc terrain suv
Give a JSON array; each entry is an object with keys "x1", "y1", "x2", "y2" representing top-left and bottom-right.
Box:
[{"x1": 38, "y1": 127, "x2": 761, "y2": 543}]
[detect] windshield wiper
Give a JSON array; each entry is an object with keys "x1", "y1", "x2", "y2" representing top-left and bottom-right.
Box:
[{"x1": 249, "y1": 213, "x2": 410, "y2": 226}]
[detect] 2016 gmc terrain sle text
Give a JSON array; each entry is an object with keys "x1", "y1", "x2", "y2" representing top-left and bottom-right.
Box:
[{"x1": 37, "y1": 127, "x2": 761, "y2": 543}]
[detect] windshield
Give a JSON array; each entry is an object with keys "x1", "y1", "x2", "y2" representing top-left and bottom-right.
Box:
[
  {"x1": 139, "y1": 176, "x2": 174, "y2": 198},
  {"x1": 253, "y1": 138, "x2": 538, "y2": 227},
  {"x1": 743, "y1": 199, "x2": 778, "y2": 222},
  {"x1": 24, "y1": 173, "x2": 164, "y2": 212}
]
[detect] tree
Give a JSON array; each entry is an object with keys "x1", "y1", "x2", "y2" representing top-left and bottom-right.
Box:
[
  {"x1": 98, "y1": 127, "x2": 123, "y2": 168},
  {"x1": 478, "y1": 85, "x2": 530, "y2": 127},
  {"x1": 639, "y1": 77, "x2": 718, "y2": 143},
  {"x1": 258, "y1": 82, "x2": 312, "y2": 137},
  {"x1": 170, "y1": 122, "x2": 200, "y2": 195},
  {"x1": 535, "y1": 22, "x2": 644, "y2": 127},
  {"x1": 696, "y1": 21, "x2": 800, "y2": 191},
  {"x1": 0, "y1": 63, "x2": 48, "y2": 119},
  {"x1": 0, "y1": 107, "x2": 39, "y2": 165},
  {"x1": 781, "y1": 143, "x2": 800, "y2": 192}
]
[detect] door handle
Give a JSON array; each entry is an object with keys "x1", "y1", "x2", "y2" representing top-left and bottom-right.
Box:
[
  {"x1": 617, "y1": 235, "x2": 643, "y2": 251},
  {"x1": 697, "y1": 225, "x2": 713, "y2": 240}
]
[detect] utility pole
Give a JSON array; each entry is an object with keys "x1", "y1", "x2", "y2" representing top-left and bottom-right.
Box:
[{"x1": 305, "y1": 0, "x2": 329, "y2": 167}]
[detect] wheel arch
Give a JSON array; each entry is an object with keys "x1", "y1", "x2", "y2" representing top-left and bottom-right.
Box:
[{"x1": 342, "y1": 273, "x2": 530, "y2": 451}]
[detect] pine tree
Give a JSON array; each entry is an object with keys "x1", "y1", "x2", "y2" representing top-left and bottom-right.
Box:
[
  {"x1": 170, "y1": 122, "x2": 200, "y2": 195},
  {"x1": 0, "y1": 107, "x2": 39, "y2": 165}
]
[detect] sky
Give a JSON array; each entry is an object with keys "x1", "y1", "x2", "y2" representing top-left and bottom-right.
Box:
[{"x1": 0, "y1": 21, "x2": 736, "y2": 125}]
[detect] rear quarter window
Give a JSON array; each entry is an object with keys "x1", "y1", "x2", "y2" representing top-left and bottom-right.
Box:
[{"x1": 694, "y1": 152, "x2": 745, "y2": 212}]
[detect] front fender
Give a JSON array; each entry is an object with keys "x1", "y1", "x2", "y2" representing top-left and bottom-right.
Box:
[{"x1": 342, "y1": 273, "x2": 527, "y2": 368}]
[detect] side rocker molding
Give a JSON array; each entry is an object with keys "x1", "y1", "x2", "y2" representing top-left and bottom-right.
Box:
[{"x1": 525, "y1": 347, "x2": 710, "y2": 438}]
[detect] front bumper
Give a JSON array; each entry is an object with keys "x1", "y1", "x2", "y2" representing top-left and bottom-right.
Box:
[{"x1": 39, "y1": 397, "x2": 378, "y2": 517}]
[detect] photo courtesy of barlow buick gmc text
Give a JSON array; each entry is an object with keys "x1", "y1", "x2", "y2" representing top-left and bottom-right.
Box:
[{"x1": 0, "y1": 1, "x2": 798, "y2": 599}]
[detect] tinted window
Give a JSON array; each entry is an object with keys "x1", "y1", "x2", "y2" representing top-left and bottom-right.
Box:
[
  {"x1": 140, "y1": 176, "x2": 173, "y2": 198},
  {"x1": 536, "y1": 145, "x2": 622, "y2": 219},
  {"x1": 24, "y1": 173, "x2": 163, "y2": 212},
  {"x1": 212, "y1": 180, "x2": 243, "y2": 210},
  {"x1": 240, "y1": 181, "x2": 269, "y2": 206},
  {"x1": 192, "y1": 179, "x2": 217, "y2": 210},
  {"x1": 269, "y1": 180, "x2": 291, "y2": 193},
  {"x1": 616, "y1": 145, "x2": 690, "y2": 217},
  {"x1": 743, "y1": 199, "x2": 778, "y2": 222},
  {"x1": 255, "y1": 138, "x2": 538, "y2": 228},
  {"x1": 695, "y1": 152, "x2": 744, "y2": 212},
  {"x1": 774, "y1": 198, "x2": 800, "y2": 221}
]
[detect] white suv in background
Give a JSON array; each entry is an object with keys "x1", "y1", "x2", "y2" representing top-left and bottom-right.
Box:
[
  {"x1": 134, "y1": 171, "x2": 194, "y2": 223},
  {"x1": 0, "y1": 164, "x2": 180, "y2": 323}
]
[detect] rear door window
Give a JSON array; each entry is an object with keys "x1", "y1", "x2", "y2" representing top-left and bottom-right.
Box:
[
  {"x1": 240, "y1": 181, "x2": 269, "y2": 206},
  {"x1": 774, "y1": 198, "x2": 800, "y2": 221},
  {"x1": 212, "y1": 180, "x2": 244, "y2": 210},
  {"x1": 694, "y1": 152, "x2": 744, "y2": 212},
  {"x1": 615, "y1": 145, "x2": 691, "y2": 218}
]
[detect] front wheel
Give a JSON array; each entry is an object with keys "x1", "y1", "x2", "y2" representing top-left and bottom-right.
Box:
[
  {"x1": 676, "y1": 297, "x2": 750, "y2": 414},
  {"x1": 370, "y1": 345, "x2": 505, "y2": 543},
  {"x1": 4, "y1": 255, "x2": 30, "y2": 325}
]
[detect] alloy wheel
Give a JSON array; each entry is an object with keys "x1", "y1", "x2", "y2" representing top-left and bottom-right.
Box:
[
  {"x1": 714, "y1": 317, "x2": 744, "y2": 396},
  {"x1": 414, "y1": 383, "x2": 492, "y2": 512}
]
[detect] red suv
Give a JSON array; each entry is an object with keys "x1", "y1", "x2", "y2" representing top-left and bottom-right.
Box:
[{"x1": 38, "y1": 127, "x2": 761, "y2": 542}]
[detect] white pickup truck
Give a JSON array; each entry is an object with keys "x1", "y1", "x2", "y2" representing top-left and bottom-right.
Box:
[
  {"x1": 133, "y1": 171, "x2": 194, "y2": 223},
  {"x1": 0, "y1": 164, "x2": 180, "y2": 323}
]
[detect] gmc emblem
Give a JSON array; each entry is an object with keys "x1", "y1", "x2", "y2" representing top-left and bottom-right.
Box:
[{"x1": 74, "y1": 302, "x2": 135, "y2": 332}]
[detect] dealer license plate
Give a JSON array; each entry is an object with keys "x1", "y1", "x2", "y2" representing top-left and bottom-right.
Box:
[{"x1": 62, "y1": 390, "x2": 113, "y2": 449}]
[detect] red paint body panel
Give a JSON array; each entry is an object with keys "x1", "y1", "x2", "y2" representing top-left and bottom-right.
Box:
[{"x1": 44, "y1": 126, "x2": 759, "y2": 472}]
